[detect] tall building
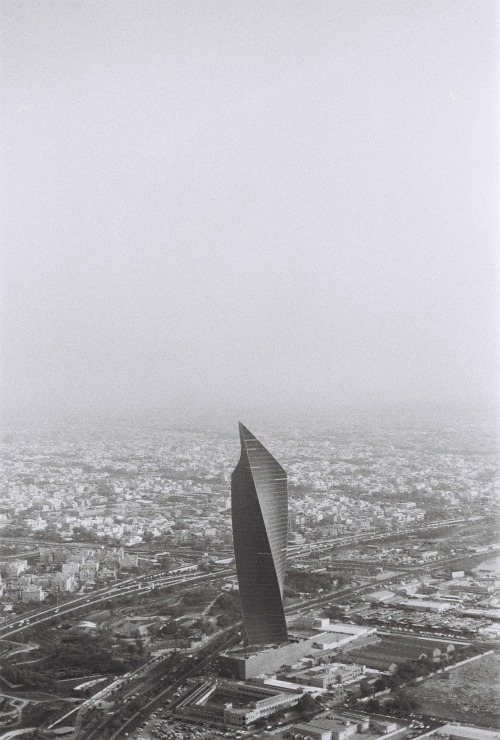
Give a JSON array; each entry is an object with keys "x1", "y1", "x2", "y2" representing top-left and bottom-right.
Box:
[{"x1": 231, "y1": 423, "x2": 288, "y2": 646}]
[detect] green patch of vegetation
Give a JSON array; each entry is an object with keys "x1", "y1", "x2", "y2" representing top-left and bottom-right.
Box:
[
  {"x1": 285, "y1": 567, "x2": 334, "y2": 595},
  {"x1": 181, "y1": 584, "x2": 218, "y2": 607},
  {"x1": 42, "y1": 629, "x2": 142, "y2": 676},
  {"x1": 209, "y1": 590, "x2": 241, "y2": 627},
  {"x1": 322, "y1": 604, "x2": 345, "y2": 620},
  {"x1": 296, "y1": 692, "x2": 323, "y2": 718},
  {"x1": 0, "y1": 627, "x2": 143, "y2": 689},
  {"x1": 387, "y1": 690, "x2": 420, "y2": 713}
]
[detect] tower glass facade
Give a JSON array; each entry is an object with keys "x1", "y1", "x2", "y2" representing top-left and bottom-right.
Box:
[{"x1": 231, "y1": 423, "x2": 288, "y2": 646}]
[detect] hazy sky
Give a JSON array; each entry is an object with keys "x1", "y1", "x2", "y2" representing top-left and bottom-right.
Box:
[{"x1": 1, "y1": 0, "x2": 498, "y2": 421}]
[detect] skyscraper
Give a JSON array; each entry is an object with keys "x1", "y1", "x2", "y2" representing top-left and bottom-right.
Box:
[{"x1": 231, "y1": 423, "x2": 288, "y2": 646}]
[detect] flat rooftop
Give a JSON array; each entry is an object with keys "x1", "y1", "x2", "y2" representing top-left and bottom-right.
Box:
[
  {"x1": 435, "y1": 725, "x2": 500, "y2": 740},
  {"x1": 219, "y1": 641, "x2": 292, "y2": 658}
]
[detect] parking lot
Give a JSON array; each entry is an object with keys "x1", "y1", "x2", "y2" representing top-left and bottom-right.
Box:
[{"x1": 131, "y1": 710, "x2": 249, "y2": 740}]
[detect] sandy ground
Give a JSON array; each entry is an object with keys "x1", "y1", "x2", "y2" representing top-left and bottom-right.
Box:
[{"x1": 407, "y1": 652, "x2": 500, "y2": 728}]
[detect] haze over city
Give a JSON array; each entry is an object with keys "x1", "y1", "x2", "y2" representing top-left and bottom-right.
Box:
[
  {"x1": 0, "y1": 4, "x2": 500, "y2": 739},
  {"x1": 1, "y1": 0, "x2": 498, "y2": 422}
]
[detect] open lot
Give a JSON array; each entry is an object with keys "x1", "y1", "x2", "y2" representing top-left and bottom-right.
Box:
[{"x1": 407, "y1": 652, "x2": 500, "y2": 728}]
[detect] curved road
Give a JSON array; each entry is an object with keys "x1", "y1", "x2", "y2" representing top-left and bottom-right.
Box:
[{"x1": 0, "y1": 729, "x2": 35, "y2": 740}]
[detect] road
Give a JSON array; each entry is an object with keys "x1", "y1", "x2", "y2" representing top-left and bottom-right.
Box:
[
  {"x1": 0, "y1": 568, "x2": 234, "y2": 640},
  {"x1": 0, "y1": 536, "x2": 108, "y2": 549},
  {"x1": 79, "y1": 548, "x2": 485, "y2": 740},
  {"x1": 75, "y1": 630, "x2": 240, "y2": 740},
  {"x1": 376, "y1": 630, "x2": 472, "y2": 645},
  {"x1": 1, "y1": 516, "x2": 488, "y2": 737},
  {"x1": 107, "y1": 632, "x2": 241, "y2": 740},
  {"x1": 1, "y1": 516, "x2": 485, "y2": 641},
  {"x1": 0, "y1": 729, "x2": 36, "y2": 740},
  {"x1": 287, "y1": 516, "x2": 487, "y2": 557}
]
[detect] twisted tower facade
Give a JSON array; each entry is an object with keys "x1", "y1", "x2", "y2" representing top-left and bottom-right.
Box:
[{"x1": 231, "y1": 423, "x2": 288, "y2": 646}]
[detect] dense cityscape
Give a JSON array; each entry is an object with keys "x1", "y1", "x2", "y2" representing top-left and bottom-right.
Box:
[{"x1": 0, "y1": 411, "x2": 498, "y2": 740}]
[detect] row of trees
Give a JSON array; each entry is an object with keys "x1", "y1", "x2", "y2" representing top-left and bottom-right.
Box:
[
  {"x1": 362, "y1": 644, "x2": 485, "y2": 714},
  {"x1": 365, "y1": 690, "x2": 420, "y2": 714},
  {"x1": 359, "y1": 655, "x2": 445, "y2": 699}
]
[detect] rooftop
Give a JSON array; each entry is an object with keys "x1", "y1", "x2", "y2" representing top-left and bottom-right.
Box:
[{"x1": 435, "y1": 725, "x2": 500, "y2": 740}]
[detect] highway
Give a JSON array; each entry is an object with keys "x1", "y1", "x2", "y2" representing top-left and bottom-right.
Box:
[
  {"x1": 0, "y1": 536, "x2": 109, "y2": 549},
  {"x1": 74, "y1": 629, "x2": 241, "y2": 740},
  {"x1": 287, "y1": 515, "x2": 487, "y2": 556},
  {"x1": 0, "y1": 516, "x2": 487, "y2": 737},
  {"x1": 45, "y1": 626, "x2": 238, "y2": 736},
  {"x1": 0, "y1": 729, "x2": 36, "y2": 740},
  {"x1": 0, "y1": 516, "x2": 487, "y2": 642},
  {"x1": 107, "y1": 631, "x2": 241, "y2": 740},
  {"x1": 79, "y1": 545, "x2": 491, "y2": 740},
  {"x1": 0, "y1": 573, "x2": 161, "y2": 630},
  {"x1": 286, "y1": 544, "x2": 496, "y2": 619},
  {"x1": 0, "y1": 569, "x2": 234, "y2": 640}
]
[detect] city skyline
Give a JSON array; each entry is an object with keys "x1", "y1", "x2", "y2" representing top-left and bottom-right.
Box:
[{"x1": 0, "y1": 412, "x2": 497, "y2": 735}]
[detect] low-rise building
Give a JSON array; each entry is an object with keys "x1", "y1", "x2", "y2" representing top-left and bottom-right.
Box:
[
  {"x1": 290, "y1": 717, "x2": 361, "y2": 740},
  {"x1": 21, "y1": 585, "x2": 45, "y2": 602},
  {"x1": 223, "y1": 689, "x2": 299, "y2": 726},
  {"x1": 434, "y1": 724, "x2": 500, "y2": 740},
  {"x1": 289, "y1": 723, "x2": 331, "y2": 740},
  {"x1": 287, "y1": 662, "x2": 365, "y2": 689},
  {"x1": 219, "y1": 640, "x2": 316, "y2": 680},
  {"x1": 52, "y1": 572, "x2": 76, "y2": 592},
  {"x1": 290, "y1": 712, "x2": 395, "y2": 740},
  {"x1": 395, "y1": 599, "x2": 454, "y2": 613},
  {"x1": 2, "y1": 560, "x2": 28, "y2": 577}
]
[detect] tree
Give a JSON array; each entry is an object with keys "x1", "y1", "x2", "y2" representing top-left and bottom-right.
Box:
[
  {"x1": 323, "y1": 605, "x2": 344, "y2": 621},
  {"x1": 297, "y1": 693, "x2": 321, "y2": 717},
  {"x1": 366, "y1": 698, "x2": 381, "y2": 713},
  {"x1": 359, "y1": 678, "x2": 372, "y2": 696},
  {"x1": 388, "y1": 690, "x2": 420, "y2": 713},
  {"x1": 157, "y1": 555, "x2": 174, "y2": 569},
  {"x1": 386, "y1": 674, "x2": 402, "y2": 691},
  {"x1": 199, "y1": 560, "x2": 215, "y2": 573},
  {"x1": 216, "y1": 613, "x2": 234, "y2": 628},
  {"x1": 253, "y1": 718, "x2": 268, "y2": 729},
  {"x1": 181, "y1": 585, "x2": 217, "y2": 606},
  {"x1": 286, "y1": 568, "x2": 334, "y2": 595}
]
